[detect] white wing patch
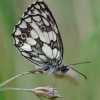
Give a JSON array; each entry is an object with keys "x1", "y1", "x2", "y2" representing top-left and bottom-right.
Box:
[
  {"x1": 39, "y1": 55, "x2": 47, "y2": 60},
  {"x1": 43, "y1": 18, "x2": 49, "y2": 26},
  {"x1": 40, "y1": 3, "x2": 45, "y2": 9},
  {"x1": 19, "y1": 21, "x2": 27, "y2": 28},
  {"x1": 33, "y1": 16, "x2": 41, "y2": 22},
  {"x1": 30, "y1": 29, "x2": 38, "y2": 39},
  {"x1": 32, "y1": 57, "x2": 42, "y2": 62},
  {"x1": 25, "y1": 17, "x2": 31, "y2": 22},
  {"x1": 54, "y1": 25, "x2": 58, "y2": 33},
  {"x1": 34, "y1": 9, "x2": 40, "y2": 14},
  {"x1": 35, "y1": 4, "x2": 40, "y2": 9},
  {"x1": 20, "y1": 43, "x2": 32, "y2": 51},
  {"x1": 26, "y1": 37, "x2": 36, "y2": 45},
  {"x1": 48, "y1": 31, "x2": 53, "y2": 41},
  {"x1": 43, "y1": 32, "x2": 50, "y2": 44},
  {"x1": 56, "y1": 51, "x2": 60, "y2": 59},
  {"x1": 14, "y1": 28, "x2": 21, "y2": 35},
  {"x1": 52, "y1": 32, "x2": 56, "y2": 41},
  {"x1": 22, "y1": 51, "x2": 30, "y2": 57},
  {"x1": 42, "y1": 43, "x2": 53, "y2": 59},
  {"x1": 53, "y1": 48, "x2": 58, "y2": 58},
  {"x1": 42, "y1": 12, "x2": 47, "y2": 18},
  {"x1": 14, "y1": 37, "x2": 19, "y2": 44}
]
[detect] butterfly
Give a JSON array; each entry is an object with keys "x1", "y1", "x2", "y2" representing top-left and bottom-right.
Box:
[{"x1": 12, "y1": 0, "x2": 88, "y2": 78}]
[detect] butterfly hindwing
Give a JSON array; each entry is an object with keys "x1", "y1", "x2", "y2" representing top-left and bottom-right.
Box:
[{"x1": 12, "y1": 0, "x2": 63, "y2": 67}]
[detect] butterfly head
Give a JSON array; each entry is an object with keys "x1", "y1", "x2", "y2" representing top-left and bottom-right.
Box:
[{"x1": 60, "y1": 64, "x2": 70, "y2": 73}]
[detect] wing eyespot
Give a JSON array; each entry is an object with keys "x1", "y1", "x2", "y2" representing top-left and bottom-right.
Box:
[
  {"x1": 47, "y1": 27, "x2": 51, "y2": 32},
  {"x1": 21, "y1": 33, "x2": 27, "y2": 39},
  {"x1": 17, "y1": 41, "x2": 23, "y2": 47},
  {"x1": 40, "y1": 26, "x2": 46, "y2": 32},
  {"x1": 28, "y1": 27, "x2": 32, "y2": 32}
]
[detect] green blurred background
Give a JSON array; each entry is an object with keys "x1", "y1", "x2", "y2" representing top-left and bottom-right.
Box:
[{"x1": 0, "y1": 0, "x2": 100, "y2": 100}]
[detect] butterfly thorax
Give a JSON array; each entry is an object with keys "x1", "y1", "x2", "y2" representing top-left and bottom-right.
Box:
[{"x1": 43, "y1": 59, "x2": 70, "y2": 74}]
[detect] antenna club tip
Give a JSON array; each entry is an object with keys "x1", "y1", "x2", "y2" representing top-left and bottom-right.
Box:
[{"x1": 85, "y1": 77, "x2": 87, "y2": 80}]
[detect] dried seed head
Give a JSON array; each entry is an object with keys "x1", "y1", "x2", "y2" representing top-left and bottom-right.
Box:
[{"x1": 30, "y1": 86, "x2": 61, "y2": 99}]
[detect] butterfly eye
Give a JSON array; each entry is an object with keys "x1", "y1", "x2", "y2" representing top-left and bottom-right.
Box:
[
  {"x1": 40, "y1": 26, "x2": 46, "y2": 32},
  {"x1": 21, "y1": 33, "x2": 27, "y2": 39},
  {"x1": 17, "y1": 41, "x2": 23, "y2": 47}
]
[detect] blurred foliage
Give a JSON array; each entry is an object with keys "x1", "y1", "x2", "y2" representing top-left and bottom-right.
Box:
[{"x1": 0, "y1": 0, "x2": 100, "y2": 100}]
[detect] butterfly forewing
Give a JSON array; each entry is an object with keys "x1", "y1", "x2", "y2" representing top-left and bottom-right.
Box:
[{"x1": 12, "y1": 0, "x2": 63, "y2": 68}]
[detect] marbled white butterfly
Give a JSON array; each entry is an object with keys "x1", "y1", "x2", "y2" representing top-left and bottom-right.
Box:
[{"x1": 12, "y1": 0, "x2": 88, "y2": 78}]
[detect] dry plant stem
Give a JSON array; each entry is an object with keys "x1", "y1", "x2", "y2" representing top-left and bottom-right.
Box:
[
  {"x1": 0, "y1": 68, "x2": 45, "y2": 88},
  {"x1": 51, "y1": 74, "x2": 56, "y2": 99},
  {"x1": 0, "y1": 72, "x2": 30, "y2": 88},
  {"x1": 0, "y1": 87, "x2": 31, "y2": 92}
]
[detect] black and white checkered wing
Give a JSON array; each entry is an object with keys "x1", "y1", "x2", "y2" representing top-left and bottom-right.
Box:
[{"x1": 12, "y1": 0, "x2": 63, "y2": 67}]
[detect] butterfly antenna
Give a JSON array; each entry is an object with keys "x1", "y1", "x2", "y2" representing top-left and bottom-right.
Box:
[
  {"x1": 67, "y1": 62, "x2": 91, "y2": 79},
  {"x1": 67, "y1": 62, "x2": 91, "y2": 66},
  {"x1": 69, "y1": 67, "x2": 87, "y2": 79}
]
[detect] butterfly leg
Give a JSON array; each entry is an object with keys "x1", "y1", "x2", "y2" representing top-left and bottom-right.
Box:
[
  {"x1": 51, "y1": 74, "x2": 57, "y2": 99},
  {"x1": 29, "y1": 66, "x2": 49, "y2": 74}
]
